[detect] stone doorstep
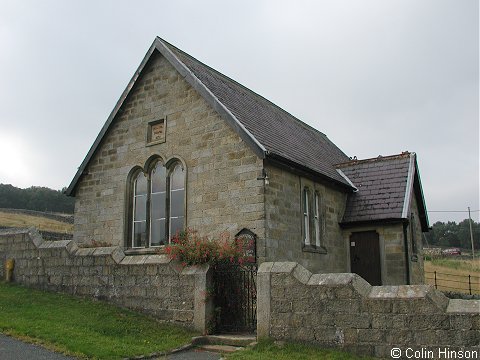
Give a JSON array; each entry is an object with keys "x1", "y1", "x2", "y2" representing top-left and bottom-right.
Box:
[
  {"x1": 196, "y1": 344, "x2": 244, "y2": 354},
  {"x1": 192, "y1": 334, "x2": 257, "y2": 347}
]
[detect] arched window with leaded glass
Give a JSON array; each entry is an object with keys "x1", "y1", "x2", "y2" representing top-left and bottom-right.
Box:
[{"x1": 127, "y1": 158, "x2": 186, "y2": 249}]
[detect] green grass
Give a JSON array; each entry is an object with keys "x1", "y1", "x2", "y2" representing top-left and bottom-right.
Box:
[
  {"x1": 428, "y1": 258, "x2": 480, "y2": 272},
  {"x1": 0, "y1": 211, "x2": 73, "y2": 233},
  {"x1": 0, "y1": 283, "x2": 196, "y2": 359},
  {"x1": 226, "y1": 339, "x2": 373, "y2": 360}
]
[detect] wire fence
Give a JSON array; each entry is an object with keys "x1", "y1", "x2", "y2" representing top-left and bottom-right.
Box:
[{"x1": 425, "y1": 271, "x2": 480, "y2": 295}]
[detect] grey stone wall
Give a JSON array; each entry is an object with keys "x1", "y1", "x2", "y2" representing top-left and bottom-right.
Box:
[
  {"x1": 73, "y1": 51, "x2": 265, "y2": 247},
  {"x1": 264, "y1": 164, "x2": 348, "y2": 273},
  {"x1": 342, "y1": 224, "x2": 408, "y2": 285},
  {"x1": 258, "y1": 262, "x2": 480, "y2": 358},
  {"x1": 408, "y1": 195, "x2": 425, "y2": 284},
  {"x1": 0, "y1": 228, "x2": 211, "y2": 333}
]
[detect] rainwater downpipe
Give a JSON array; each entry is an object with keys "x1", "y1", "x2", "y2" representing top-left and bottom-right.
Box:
[{"x1": 403, "y1": 222, "x2": 410, "y2": 285}]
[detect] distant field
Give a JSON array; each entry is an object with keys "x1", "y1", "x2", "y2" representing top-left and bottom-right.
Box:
[
  {"x1": 0, "y1": 211, "x2": 73, "y2": 234},
  {"x1": 424, "y1": 258, "x2": 480, "y2": 294}
]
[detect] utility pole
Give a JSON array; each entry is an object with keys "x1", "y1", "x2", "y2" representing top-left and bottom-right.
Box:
[{"x1": 468, "y1": 207, "x2": 475, "y2": 260}]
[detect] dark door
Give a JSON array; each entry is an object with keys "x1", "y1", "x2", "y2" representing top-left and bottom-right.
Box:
[{"x1": 350, "y1": 231, "x2": 381, "y2": 285}]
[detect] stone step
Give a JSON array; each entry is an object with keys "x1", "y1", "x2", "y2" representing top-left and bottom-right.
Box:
[
  {"x1": 197, "y1": 344, "x2": 243, "y2": 353},
  {"x1": 193, "y1": 334, "x2": 257, "y2": 347}
]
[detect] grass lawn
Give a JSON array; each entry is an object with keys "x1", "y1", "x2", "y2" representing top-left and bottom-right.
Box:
[
  {"x1": 226, "y1": 340, "x2": 373, "y2": 360},
  {"x1": 427, "y1": 257, "x2": 480, "y2": 273},
  {"x1": 0, "y1": 211, "x2": 73, "y2": 233},
  {"x1": 0, "y1": 283, "x2": 196, "y2": 359}
]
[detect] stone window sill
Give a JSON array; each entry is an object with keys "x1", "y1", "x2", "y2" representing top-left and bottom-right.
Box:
[
  {"x1": 302, "y1": 245, "x2": 327, "y2": 254},
  {"x1": 146, "y1": 139, "x2": 166, "y2": 147}
]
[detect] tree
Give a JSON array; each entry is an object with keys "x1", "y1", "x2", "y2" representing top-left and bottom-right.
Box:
[
  {"x1": 0, "y1": 184, "x2": 74, "y2": 213},
  {"x1": 424, "y1": 219, "x2": 480, "y2": 250}
]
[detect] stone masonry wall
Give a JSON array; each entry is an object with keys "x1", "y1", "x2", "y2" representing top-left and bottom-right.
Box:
[
  {"x1": 342, "y1": 224, "x2": 409, "y2": 285},
  {"x1": 73, "y1": 51, "x2": 265, "y2": 247},
  {"x1": 257, "y1": 262, "x2": 479, "y2": 358},
  {"x1": 408, "y1": 195, "x2": 425, "y2": 284},
  {"x1": 0, "y1": 228, "x2": 211, "y2": 333},
  {"x1": 264, "y1": 164, "x2": 348, "y2": 273}
]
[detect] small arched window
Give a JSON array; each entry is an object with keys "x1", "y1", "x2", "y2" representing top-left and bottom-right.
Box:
[
  {"x1": 303, "y1": 187, "x2": 310, "y2": 246},
  {"x1": 128, "y1": 159, "x2": 186, "y2": 248}
]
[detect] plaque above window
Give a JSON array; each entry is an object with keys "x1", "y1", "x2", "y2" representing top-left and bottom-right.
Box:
[{"x1": 146, "y1": 119, "x2": 166, "y2": 146}]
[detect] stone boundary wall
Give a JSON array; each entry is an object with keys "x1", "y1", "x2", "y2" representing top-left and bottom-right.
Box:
[
  {"x1": 0, "y1": 228, "x2": 210, "y2": 333},
  {"x1": 0, "y1": 208, "x2": 74, "y2": 223},
  {"x1": 0, "y1": 226, "x2": 73, "y2": 241},
  {"x1": 257, "y1": 262, "x2": 480, "y2": 358}
]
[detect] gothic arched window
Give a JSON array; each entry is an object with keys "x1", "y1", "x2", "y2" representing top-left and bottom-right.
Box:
[{"x1": 128, "y1": 159, "x2": 186, "y2": 248}]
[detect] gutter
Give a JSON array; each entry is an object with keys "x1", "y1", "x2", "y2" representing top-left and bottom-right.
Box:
[{"x1": 266, "y1": 153, "x2": 356, "y2": 192}]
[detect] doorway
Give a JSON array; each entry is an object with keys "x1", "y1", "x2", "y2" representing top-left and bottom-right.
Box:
[{"x1": 349, "y1": 231, "x2": 381, "y2": 285}]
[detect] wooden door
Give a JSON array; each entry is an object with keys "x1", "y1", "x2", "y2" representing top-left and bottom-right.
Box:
[{"x1": 350, "y1": 231, "x2": 381, "y2": 285}]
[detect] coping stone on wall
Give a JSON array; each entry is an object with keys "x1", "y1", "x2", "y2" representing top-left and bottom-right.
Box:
[
  {"x1": 0, "y1": 227, "x2": 193, "y2": 273},
  {"x1": 447, "y1": 299, "x2": 480, "y2": 313}
]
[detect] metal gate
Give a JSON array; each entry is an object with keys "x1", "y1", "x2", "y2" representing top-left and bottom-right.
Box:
[{"x1": 212, "y1": 263, "x2": 257, "y2": 333}]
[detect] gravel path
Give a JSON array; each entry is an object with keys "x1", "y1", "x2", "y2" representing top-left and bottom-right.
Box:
[{"x1": 0, "y1": 334, "x2": 74, "y2": 359}]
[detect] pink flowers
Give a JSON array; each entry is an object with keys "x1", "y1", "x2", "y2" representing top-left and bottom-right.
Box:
[{"x1": 164, "y1": 229, "x2": 249, "y2": 266}]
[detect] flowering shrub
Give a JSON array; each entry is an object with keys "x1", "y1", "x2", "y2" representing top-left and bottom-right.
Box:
[{"x1": 164, "y1": 229, "x2": 250, "y2": 266}]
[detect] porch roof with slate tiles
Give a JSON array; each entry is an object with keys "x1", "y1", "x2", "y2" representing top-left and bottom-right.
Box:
[{"x1": 337, "y1": 152, "x2": 429, "y2": 231}]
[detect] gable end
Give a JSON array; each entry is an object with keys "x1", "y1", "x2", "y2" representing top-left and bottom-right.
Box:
[{"x1": 66, "y1": 38, "x2": 267, "y2": 196}]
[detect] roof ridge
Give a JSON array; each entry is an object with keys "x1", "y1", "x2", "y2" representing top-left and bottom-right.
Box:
[
  {"x1": 335, "y1": 151, "x2": 413, "y2": 168},
  {"x1": 157, "y1": 37, "x2": 332, "y2": 140}
]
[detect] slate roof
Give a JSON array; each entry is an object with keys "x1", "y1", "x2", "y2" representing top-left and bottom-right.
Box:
[
  {"x1": 65, "y1": 38, "x2": 430, "y2": 230},
  {"x1": 162, "y1": 40, "x2": 351, "y2": 187},
  {"x1": 336, "y1": 152, "x2": 429, "y2": 231},
  {"x1": 65, "y1": 37, "x2": 353, "y2": 195}
]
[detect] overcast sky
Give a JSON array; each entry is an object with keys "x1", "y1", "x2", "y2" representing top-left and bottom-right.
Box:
[{"x1": 0, "y1": 0, "x2": 478, "y2": 223}]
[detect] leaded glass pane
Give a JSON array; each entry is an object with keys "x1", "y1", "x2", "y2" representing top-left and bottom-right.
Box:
[
  {"x1": 170, "y1": 190, "x2": 184, "y2": 218},
  {"x1": 151, "y1": 219, "x2": 166, "y2": 246},
  {"x1": 133, "y1": 221, "x2": 146, "y2": 247},
  {"x1": 170, "y1": 165, "x2": 185, "y2": 191},
  {"x1": 135, "y1": 172, "x2": 147, "y2": 195},
  {"x1": 151, "y1": 192, "x2": 166, "y2": 220},
  {"x1": 134, "y1": 195, "x2": 146, "y2": 221},
  {"x1": 170, "y1": 217, "x2": 184, "y2": 239},
  {"x1": 151, "y1": 163, "x2": 166, "y2": 193}
]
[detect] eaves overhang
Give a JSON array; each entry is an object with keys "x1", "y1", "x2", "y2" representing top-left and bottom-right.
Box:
[{"x1": 265, "y1": 153, "x2": 356, "y2": 192}]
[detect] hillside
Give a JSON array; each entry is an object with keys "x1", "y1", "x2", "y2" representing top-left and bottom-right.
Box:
[
  {"x1": 0, "y1": 210, "x2": 73, "y2": 233},
  {"x1": 0, "y1": 184, "x2": 74, "y2": 213}
]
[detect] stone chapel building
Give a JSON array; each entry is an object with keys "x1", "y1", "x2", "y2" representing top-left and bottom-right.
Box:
[{"x1": 66, "y1": 37, "x2": 429, "y2": 286}]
